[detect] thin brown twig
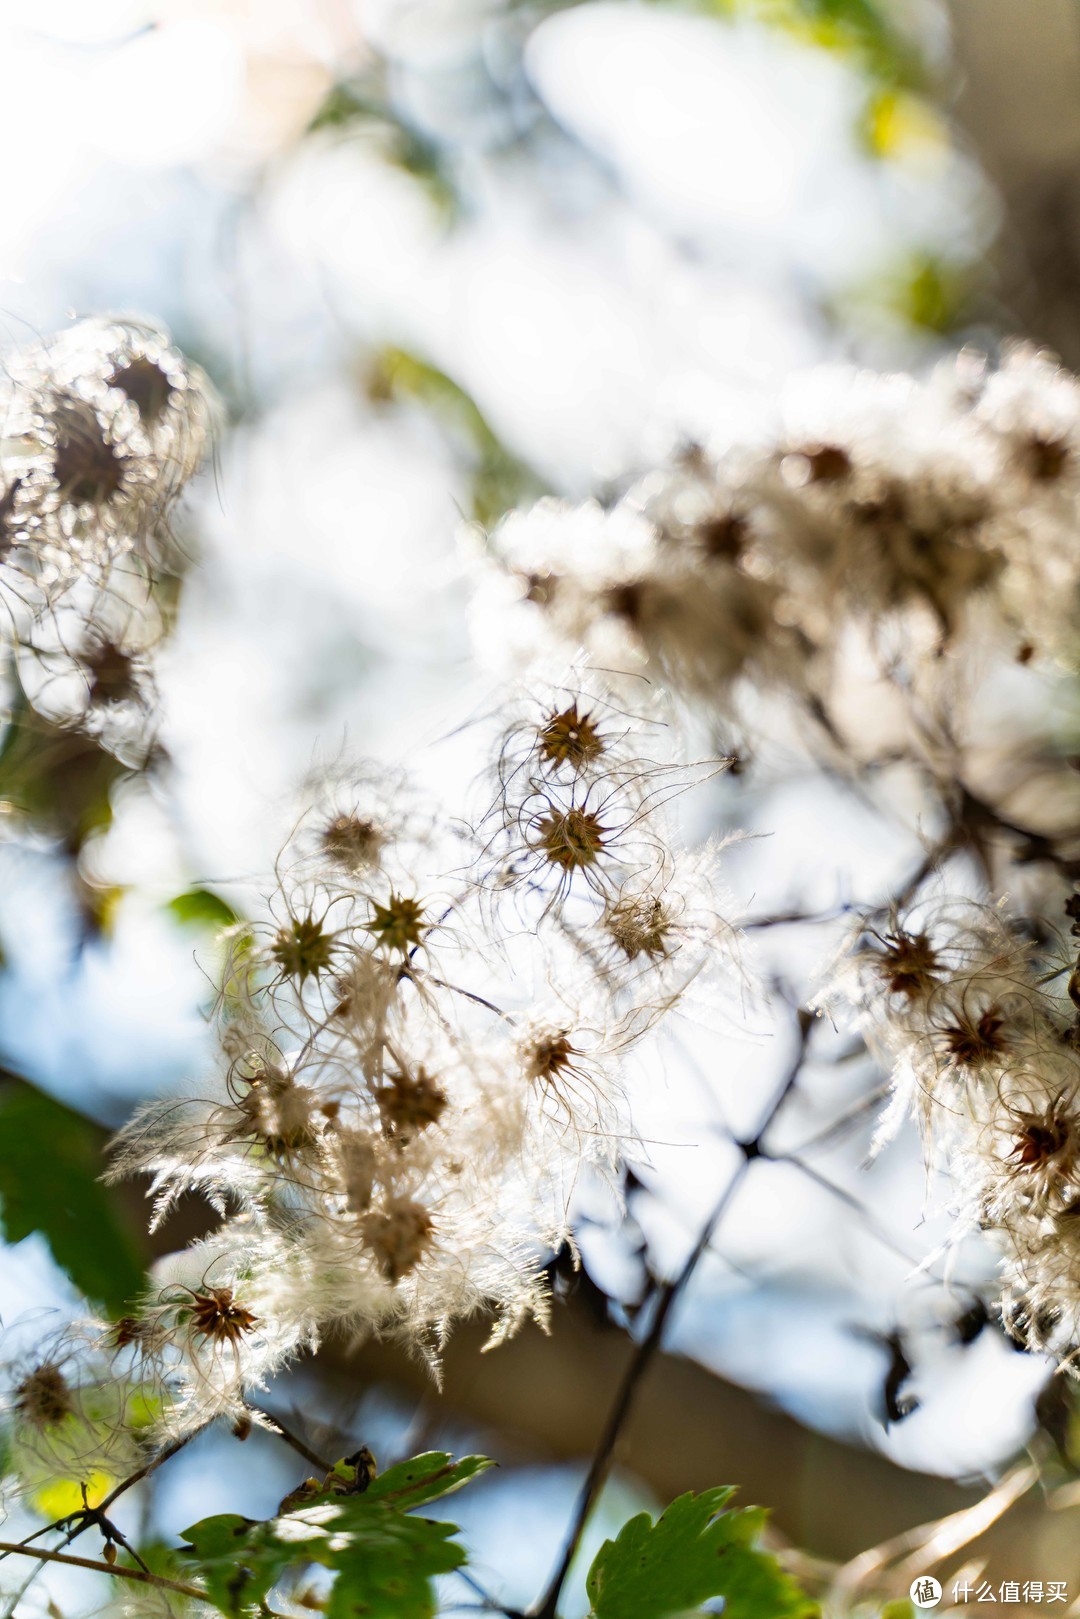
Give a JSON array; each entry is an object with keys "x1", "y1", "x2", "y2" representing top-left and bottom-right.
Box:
[
  {"x1": 0, "y1": 1541, "x2": 205, "y2": 1601},
  {"x1": 245, "y1": 1401, "x2": 332, "y2": 1473},
  {"x1": 99, "y1": 1431, "x2": 198, "y2": 1514},
  {"x1": 0, "y1": 1439, "x2": 202, "y2": 1619},
  {"x1": 875, "y1": 831, "x2": 959, "y2": 918},
  {"x1": 829, "y1": 1460, "x2": 1038, "y2": 1603},
  {"x1": 741, "y1": 905, "x2": 849, "y2": 931},
  {"x1": 529, "y1": 1008, "x2": 816, "y2": 1619},
  {"x1": 958, "y1": 787, "x2": 1080, "y2": 878},
  {"x1": 0, "y1": 1431, "x2": 203, "y2": 1619},
  {"x1": 784, "y1": 1080, "x2": 891, "y2": 1157},
  {"x1": 529, "y1": 1166, "x2": 748, "y2": 1619},
  {"x1": 0, "y1": 1437, "x2": 198, "y2": 1586}
]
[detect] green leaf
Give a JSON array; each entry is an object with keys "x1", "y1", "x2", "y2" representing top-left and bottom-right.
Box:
[
  {"x1": 165, "y1": 887, "x2": 240, "y2": 932},
  {"x1": 695, "y1": 0, "x2": 928, "y2": 91},
  {"x1": 180, "y1": 1452, "x2": 491, "y2": 1618},
  {"x1": 0, "y1": 685, "x2": 129, "y2": 852},
  {"x1": 319, "y1": 1505, "x2": 462, "y2": 1619},
  {"x1": 307, "y1": 86, "x2": 458, "y2": 219},
  {"x1": 586, "y1": 1488, "x2": 816, "y2": 1619},
  {"x1": 365, "y1": 346, "x2": 546, "y2": 525},
  {"x1": 0, "y1": 1079, "x2": 146, "y2": 1315},
  {"x1": 178, "y1": 1514, "x2": 286, "y2": 1613},
  {"x1": 363, "y1": 1450, "x2": 493, "y2": 1510}
]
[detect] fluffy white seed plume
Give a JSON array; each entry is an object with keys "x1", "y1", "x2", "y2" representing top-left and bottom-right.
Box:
[
  {"x1": 0, "y1": 318, "x2": 212, "y2": 600},
  {"x1": 821, "y1": 896, "x2": 1080, "y2": 1364},
  {"x1": 108, "y1": 679, "x2": 737, "y2": 1429},
  {"x1": 467, "y1": 344, "x2": 1080, "y2": 1381},
  {"x1": 473, "y1": 344, "x2": 1080, "y2": 716}
]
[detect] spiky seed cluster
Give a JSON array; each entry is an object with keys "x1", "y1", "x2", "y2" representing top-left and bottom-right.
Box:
[
  {"x1": 184, "y1": 1288, "x2": 259, "y2": 1351},
  {"x1": 0, "y1": 318, "x2": 211, "y2": 593},
  {"x1": 364, "y1": 893, "x2": 427, "y2": 953},
  {"x1": 0, "y1": 320, "x2": 212, "y2": 776},
  {"x1": 14, "y1": 1363, "x2": 74, "y2": 1429},
  {"x1": 604, "y1": 893, "x2": 674, "y2": 962},
  {"x1": 377, "y1": 1066, "x2": 448, "y2": 1140},
  {"x1": 0, "y1": 1332, "x2": 149, "y2": 1499},
  {"x1": 474, "y1": 346, "x2": 1080, "y2": 700},
  {"x1": 15, "y1": 573, "x2": 167, "y2": 765},
  {"x1": 8, "y1": 330, "x2": 1080, "y2": 1513},
  {"x1": 363, "y1": 1197, "x2": 436, "y2": 1283},
  {"x1": 321, "y1": 812, "x2": 385, "y2": 872},
  {"x1": 105, "y1": 681, "x2": 736, "y2": 1436},
  {"x1": 271, "y1": 913, "x2": 337, "y2": 982},
  {"x1": 823, "y1": 903, "x2": 1080, "y2": 1365},
  {"x1": 535, "y1": 806, "x2": 607, "y2": 873},
  {"x1": 537, "y1": 702, "x2": 605, "y2": 772},
  {"x1": 470, "y1": 349, "x2": 1080, "y2": 1389}
]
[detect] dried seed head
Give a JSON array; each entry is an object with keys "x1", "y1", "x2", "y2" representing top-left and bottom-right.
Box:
[
  {"x1": 233, "y1": 1065, "x2": 319, "y2": 1159},
  {"x1": 14, "y1": 1362, "x2": 74, "y2": 1429},
  {"x1": 50, "y1": 401, "x2": 123, "y2": 505},
  {"x1": 0, "y1": 478, "x2": 23, "y2": 542},
  {"x1": 696, "y1": 511, "x2": 747, "y2": 561},
  {"x1": 107, "y1": 355, "x2": 173, "y2": 424},
  {"x1": 943, "y1": 1007, "x2": 1008, "y2": 1066},
  {"x1": 1004, "y1": 1103, "x2": 1080, "y2": 1212},
  {"x1": 1024, "y1": 432, "x2": 1070, "y2": 482},
  {"x1": 604, "y1": 893, "x2": 674, "y2": 961},
  {"x1": 271, "y1": 915, "x2": 335, "y2": 982},
  {"x1": 105, "y1": 1314, "x2": 170, "y2": 1361},
  {"x1": 377, "y1": 1066, "x2": 448, "y2": 1141},
  {"x1": 522, "y1": 570, "x2": 558, "y2": 606},
  {"x1": 364, "y1": 894, "x2": 426, "y2": 954},
  {"x1": 799, "y1": 443, "x2": 853, "y2": 484},
  {"x1": 337, "y1": 1131, "x2": 380, "y2": 1214},
  {"x1": 320, "y1": 813, "x2": 384, "y2": 872},
  {"x1": 604, "y1": 580, "x2": 646, "y2": 623},
  {"x1": 523, "y1": 1030, "x2": 579, "y2": 1086},
  {"x1": 535, "y1": 806, "x2": 607, "y2": 871},
  {"x1": 186, "y1": 1287, "x2": 258, "y2": 1350},
  {"x1": 537, "y1": 703, "x2": 605, "y2": 773},
  {"x1": 872, "y1": 930, "x2": 940, "y2": 998},
  {"x1": 1011, "y1": 1115, "x2": 1074, "y2": 1169},
  {"x1": 363, "y1": 1196, "x2": 434, "y2": 1282},
  {"x1": 81, "y1": 641, "x2": 138, "y2": 707},
  {"x1": 330, "y1": 951, "x2": 399, "y2": 1029},
  {"x1": 109, "y1": 1317, "x2": 144, "y2": 1350}
]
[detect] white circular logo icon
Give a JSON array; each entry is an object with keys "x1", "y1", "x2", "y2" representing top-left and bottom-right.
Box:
[{"x1": 909, "y1": 1577, "x2": 943, "y2": 1609}]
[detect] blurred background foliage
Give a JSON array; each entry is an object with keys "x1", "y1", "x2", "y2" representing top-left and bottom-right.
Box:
[{"x1": 0, "y1": 0, "x2": 1078, "y2": 1613}]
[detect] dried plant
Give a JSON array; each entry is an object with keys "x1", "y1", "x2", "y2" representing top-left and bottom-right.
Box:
[{"x1": 6, "y1": 326, "x2": 1080, "y2": 1617}]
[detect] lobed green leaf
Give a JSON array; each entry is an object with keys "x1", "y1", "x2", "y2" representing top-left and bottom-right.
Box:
[
  {"x1": 586, "y1": 1487, "x2": 817, "y2": 1619},
  {"x1": 180, "y1": 1451, "x2": 492, "y2": 1618}
]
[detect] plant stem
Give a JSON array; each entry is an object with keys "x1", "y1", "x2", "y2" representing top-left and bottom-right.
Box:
[
  {"x1": 529, "y1": 1008, "x2": 815, "y2": 1619},
  {"x1": 245, "y1": 1402, "x2": 331, "y2": 1473},
  {"x1": 0, "y1": 1541, "x2": 205, "y2": 1601},
  {"x1": 528, "y1": 1164, "x2": 747, "y2": 1619}
]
